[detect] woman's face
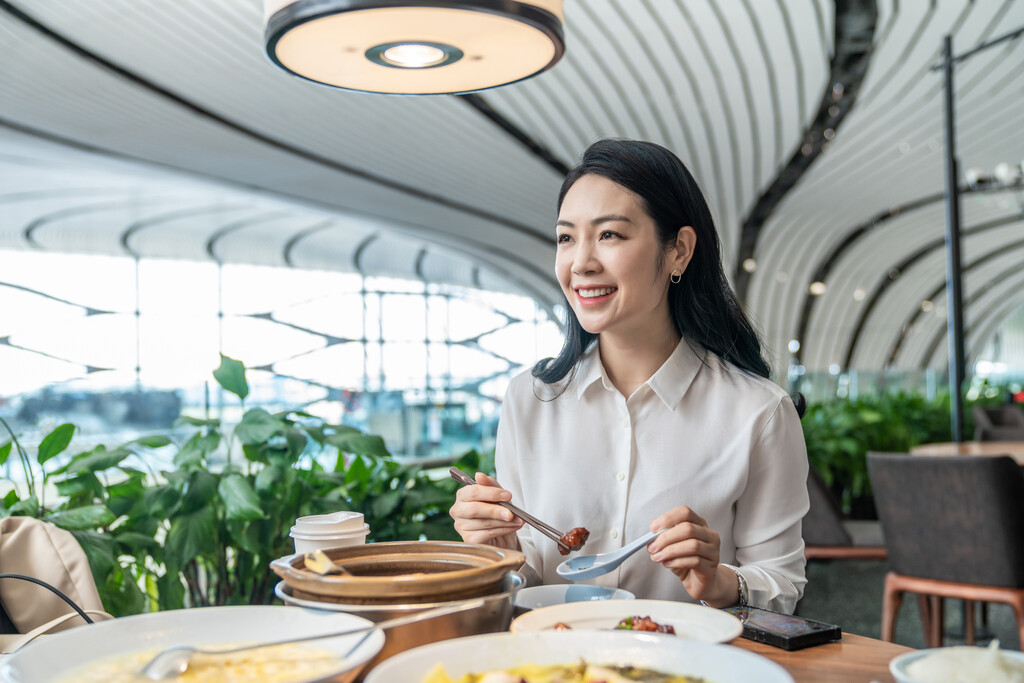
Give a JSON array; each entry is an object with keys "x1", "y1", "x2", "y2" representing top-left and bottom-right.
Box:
[{"x1": 555, "y1": 174, "x2": 688, "y2": 340}]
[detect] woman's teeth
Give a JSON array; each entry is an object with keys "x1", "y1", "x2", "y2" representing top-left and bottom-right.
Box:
[{"x1": 578, "y1": 287, "x2": 615, "y2": 298}]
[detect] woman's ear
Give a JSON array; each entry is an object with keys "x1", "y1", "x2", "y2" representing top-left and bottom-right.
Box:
[{"x1": 673, "y1": 226, "x2": 697, "y2": 274}]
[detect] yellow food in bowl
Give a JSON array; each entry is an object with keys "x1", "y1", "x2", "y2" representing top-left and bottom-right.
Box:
[
  {"x1": 423, "y1": 662, "x2": 708, "y2": 683},
  {"x1": 55, "y1": 642, "x2": 341, "y2": 683}
]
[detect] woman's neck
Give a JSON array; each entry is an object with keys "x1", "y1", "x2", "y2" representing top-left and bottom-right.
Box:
[{"x1": 599, "y1": 323, "x2": 681, "y2": 398}]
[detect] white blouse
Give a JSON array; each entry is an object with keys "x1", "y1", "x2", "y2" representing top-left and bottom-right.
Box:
[{"x1": 495, "y1": 340, "x2": 809, "y2": 613}]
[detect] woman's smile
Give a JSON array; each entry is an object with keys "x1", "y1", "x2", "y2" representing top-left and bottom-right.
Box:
[{"x1": 575, "y1": 286, "x2": 618, "y2": 305}]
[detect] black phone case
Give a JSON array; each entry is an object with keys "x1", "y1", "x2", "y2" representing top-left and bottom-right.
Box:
[{"x1": 723, "y1": 606, "x2": 842, "y2": 651}]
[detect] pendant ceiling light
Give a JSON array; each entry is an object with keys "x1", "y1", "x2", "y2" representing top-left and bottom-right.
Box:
[{"x1": 263, "y1": 1, "x2": 565, "y2": 95}]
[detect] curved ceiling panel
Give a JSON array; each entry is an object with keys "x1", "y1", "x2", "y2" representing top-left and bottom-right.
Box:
[
  {"x1": 745, "y1": 0, "x2": 1024, "y2": 374},
  {"x1": 1, "y1": 0, "x2": 1022, "y2": 378}
]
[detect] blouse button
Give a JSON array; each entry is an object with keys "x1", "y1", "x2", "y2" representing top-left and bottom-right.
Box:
[
  {"x1": 616, "y1": 472, "x2": 625, "y2": 482},
  {"x1": 621, "y1": 419, "x2": 629, "y2": 428},
  {"x1": 611, "y1": 529, "x2": 619, "y2": 539}
]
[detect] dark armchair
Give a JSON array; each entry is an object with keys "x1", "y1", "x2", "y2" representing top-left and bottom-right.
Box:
[
  {"x1": 972, "y1": 405, "x2": 1024, "y2": 441},
  {"x1": 867, "y1": 452, "x2": 1024, "y2": 647},
  {"x1": 803, "y1": 466, "x2": 886, "y2": 561}
]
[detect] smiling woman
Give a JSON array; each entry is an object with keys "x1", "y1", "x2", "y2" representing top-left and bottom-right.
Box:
[{"x1": 449, "y1": 139, "x2": 809, "y2": 614}]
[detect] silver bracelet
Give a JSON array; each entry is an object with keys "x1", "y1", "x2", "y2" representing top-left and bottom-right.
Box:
[
  {"x1": 702, "y1": 564, "x2": 749, "y2": 607},
  {"x1": 721, "y1": 563, "x2": 749, "y2": 606}
]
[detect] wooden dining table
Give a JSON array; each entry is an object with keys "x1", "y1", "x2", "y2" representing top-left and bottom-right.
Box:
[
  {"x1": 910, "y1": 440, "x2": 1024, "y2": 465},
  {"x1": 734, "y1": 632, "x2": 913, "y2": 682}
]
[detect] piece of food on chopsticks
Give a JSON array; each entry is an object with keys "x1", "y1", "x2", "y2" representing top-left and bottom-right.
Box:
[
  {"x1": 615, "y1": 615, "x2": 676, "y2": 635},
  {"x1": 558, "y1": 527, "x2": 590, "y2": 555},
  {"x1": 422, "y1": 661, "x2": 705, "y2": 682}
]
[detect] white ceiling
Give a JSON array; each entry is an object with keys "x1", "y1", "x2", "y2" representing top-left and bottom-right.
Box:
[{"x1": 1, "y1": 0, "x2": 1022, "y2": 377}]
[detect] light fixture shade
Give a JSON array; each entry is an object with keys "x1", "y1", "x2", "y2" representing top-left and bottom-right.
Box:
[{"x1": 264, "y1": 0, "x2": 565, "y2": 95}]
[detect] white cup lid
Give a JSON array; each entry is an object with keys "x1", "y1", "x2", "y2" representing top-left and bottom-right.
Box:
[{"x1": 294, "y1": 511, "x2": 365, "y2": 534}]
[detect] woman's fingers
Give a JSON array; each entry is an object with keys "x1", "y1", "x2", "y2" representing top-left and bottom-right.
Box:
[
  {"x1": 650, "y1": 505, "x2": 707, "y2": 533},
  {"x1": 647, "y1": 520, "x2": 717, "y2": 556},
  {"x1": 449, "y1": 472, "x2": 523, "y2": 545}
]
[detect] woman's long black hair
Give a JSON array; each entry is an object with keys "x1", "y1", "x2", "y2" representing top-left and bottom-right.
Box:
[{"x1": 533, "y1": 138, "x2": 771, "y2": 384}]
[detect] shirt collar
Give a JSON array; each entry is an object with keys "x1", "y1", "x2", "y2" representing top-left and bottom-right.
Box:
[
  {"x1": 574, "y1": 343, "x2": 608, "y2": 399},
  {"x1": 574, "y1": 338, "x2": 704, "y2": 409},
  {"x1": 647, "y1": 339, "x2": 704, "y2": 410}
]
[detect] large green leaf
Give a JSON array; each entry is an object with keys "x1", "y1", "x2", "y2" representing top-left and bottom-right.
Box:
[
  {"x1": 66, "y1": 446, "x2": 131, "y2": 474},
  {"x1": 181, "y1": 470, "x2": 219, "y2": 514},
  {"x1": 235, "y1": 409, "x2": 284, "y2": 446},
  {"x1": 328, "y1": 432, "x2": 390, "y2": 458},
  {"x1": 48, "y1": 504, "x2": 116, "y2": 530},
  {"x1": 37, "y1": 423, "x2": 75, "y2": 465},
  {"x1": 115, "y1": 531, "x2": 159, "y2": 553},
  {"x1": 54, "y1": 472, "x2": 104, "y2": 500},
  {"x1": 174, "y1": 432, "x2": 221, "y2": 468},
  {"x1": 0, "y1": 441, "x2": 11, "y2": 466},
  {"x1": 9, "y1": 495, "x2": 38, "y2": 517},
  {"x1": 213, "y1": 354, "x2": 249, "y2": 400},
  {"x1": 156, "y1": 572, "x2": 186, "y2": 611},
  {"x1": 219, "y1": 474, "x2": 264, "y2": 522},
  {"x1": 254, "y1": 464, "x2": 286, "y2": 494},
  {"x1": 132, "y1": 435, "x2": 172, "y2": 448},
  {"x1": 369, "y1": 490, "x2": 402, "y2": 519},
  {"x1": 137, "y1": 485, "x2": 181, "y2": 519},
  {"x1": 174, "y1": 415, "x2": 221, "y2": 428},
  {"x1": 165, "y1": 507, "x2": 218, "y2": 566},
  {"x1": 70, "y1": 530, "x2": 116, "y2": 585}
]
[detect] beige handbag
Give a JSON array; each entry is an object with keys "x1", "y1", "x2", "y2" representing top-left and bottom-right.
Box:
[{"x1": 0, "y1": 517, "x2": 113, "y2": 653}]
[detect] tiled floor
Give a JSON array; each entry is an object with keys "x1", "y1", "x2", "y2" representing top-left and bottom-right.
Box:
[{"x1": 798, "y1": 559, "x2": 1021, "y2": 651}]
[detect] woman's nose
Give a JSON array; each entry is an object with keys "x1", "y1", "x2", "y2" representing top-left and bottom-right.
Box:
[{"x1": 571, "y1": 241, "x2": 600, "y2": 275}]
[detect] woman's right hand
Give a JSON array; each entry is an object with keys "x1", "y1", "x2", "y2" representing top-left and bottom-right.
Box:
[{"x1": 449, "y1": 472, "x2": 524, "y2": 549}]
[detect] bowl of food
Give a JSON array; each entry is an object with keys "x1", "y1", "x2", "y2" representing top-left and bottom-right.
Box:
[
  {"x1": 270, "y1": 541, "x2": 524, "y2": 604},
  {"x1": 0, "y1": 605, "x2": 384, "y2": 683},
  {"x1": 890, "y1": 641, "x2": 1024, "y2": 683},
  {"x1": 510, "y1": 598, "x2": 743, "y2": 643},
  {"x1": 363, "y1": 630, "x2": 794, "y2": 682},
  {"x1": 276, "y1": 571, "x2": 524, "y2": 672},
  {"x1": 513, "y1": 584, "x2": 634, "y2": 617}
]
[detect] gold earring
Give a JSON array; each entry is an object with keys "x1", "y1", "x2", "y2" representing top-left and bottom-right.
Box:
[{"x1": 670, "y1": 269, "x2": 682, "y2": 284}]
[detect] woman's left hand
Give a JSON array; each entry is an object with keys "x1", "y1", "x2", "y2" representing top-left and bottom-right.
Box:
[{"x1": 647, "y1": 506, "x2": 736, "y2": 606}]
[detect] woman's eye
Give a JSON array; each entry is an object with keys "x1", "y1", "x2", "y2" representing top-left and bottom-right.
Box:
[
  {"x1": 556, "y1": 234, "x2": 572, "y2": 244},
  {"x1": 600, "y1": 231, "x2": 619, "y2": 240}
]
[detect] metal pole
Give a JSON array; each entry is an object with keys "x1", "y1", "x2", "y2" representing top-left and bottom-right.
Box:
[{"x1": 942, "y1": 34, "x2": 966, "y2": 443}]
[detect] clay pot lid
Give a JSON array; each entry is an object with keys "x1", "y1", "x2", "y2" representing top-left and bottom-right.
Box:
[{"x1": 270, "y1": 541, "x2": 524, "y2": 601}]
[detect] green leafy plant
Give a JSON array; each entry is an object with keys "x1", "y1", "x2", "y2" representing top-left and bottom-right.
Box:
[
  {"x1": 0, "y1": 355, "x2": 490, "y2": 615},
  {"x1": 802, "y1": 389, "x2": 1016, "y2": 515}
]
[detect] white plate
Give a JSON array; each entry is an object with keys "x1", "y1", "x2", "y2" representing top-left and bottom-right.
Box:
[
  {"x1": 0, "y1": 605, "x2": 385, "y2": 683},
  {"x1": 363, "y1": 630, "x2": 793, "y2": 683},
  {"x1": 510, "y1": 598, "x2": 743, "y2": 643},
  {"x1": 514, "y1": 584, "x2": 634, "y2": 611}
]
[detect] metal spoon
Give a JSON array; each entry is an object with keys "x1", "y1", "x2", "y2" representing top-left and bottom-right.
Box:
[
  {"x1": 304, "y1": 548, "x2": 353, "y2": 576},
  {"x1": 555, "y1": 528, "x2": 669, "y2": 581},
  {"x1": 140, "y1": 599, "x2": 484, "y2": 680}
]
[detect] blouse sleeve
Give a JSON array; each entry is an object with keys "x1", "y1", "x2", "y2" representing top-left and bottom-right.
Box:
[
  {"x1": 732, "y1": 395, "x2": 809, "y2": 613},
  {"x1": 493, "y1": 375, "x2": 542, "y2": 585}
]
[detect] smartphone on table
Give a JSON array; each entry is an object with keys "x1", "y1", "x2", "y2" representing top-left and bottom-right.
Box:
[{"x1": 722, "y1": 605, "x2": 841, "y2": 650}]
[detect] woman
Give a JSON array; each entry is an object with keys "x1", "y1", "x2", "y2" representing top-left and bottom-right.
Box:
[{"x1": 450, "y1": 139, "x2": 808, "y2": 613}]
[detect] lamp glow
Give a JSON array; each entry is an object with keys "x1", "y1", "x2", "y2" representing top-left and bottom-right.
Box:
[{"x1": 382, "y1": 43, "x2": 446, "y2": 67}]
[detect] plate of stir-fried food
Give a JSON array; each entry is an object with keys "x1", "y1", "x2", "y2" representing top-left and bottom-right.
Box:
[
  {"x1": 510, "y1": 599, "x2": 743, "y2": 643},
  {"x1": 362, "y1": 631, "x2": 794, "y2": 683}
]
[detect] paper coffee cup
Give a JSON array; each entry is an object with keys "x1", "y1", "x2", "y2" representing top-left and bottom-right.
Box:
[{"x1": 290, "y1": 511, "x2": 369, "y2": 553}]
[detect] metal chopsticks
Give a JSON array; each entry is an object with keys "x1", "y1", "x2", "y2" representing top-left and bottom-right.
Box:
[{"x1": 449, "y1": 467, "x2": 570, "y2": 552}]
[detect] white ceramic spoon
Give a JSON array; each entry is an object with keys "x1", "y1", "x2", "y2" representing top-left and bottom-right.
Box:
[{"x1": 555, "y1": 528, "x2": 669, "y2": 581}]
